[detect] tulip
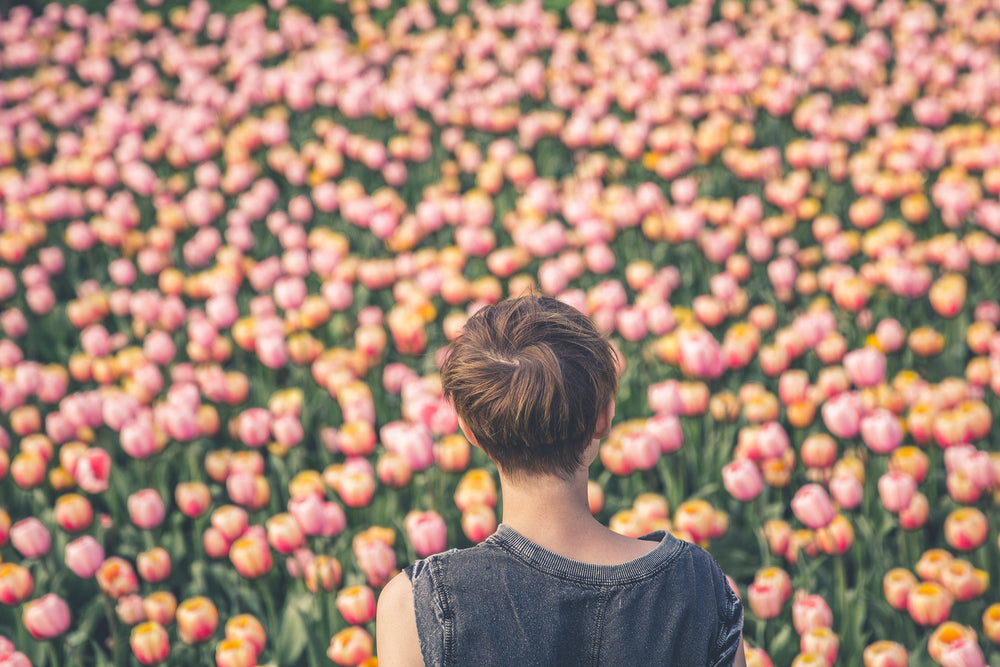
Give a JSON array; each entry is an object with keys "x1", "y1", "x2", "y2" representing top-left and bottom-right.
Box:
[
  {"x1": 745, "y1": 646, "x2": 775, "y2": 667},
  {"x1": 225, "y1": 614, "x2": 266, "y2": 656},
  {"x1": 10, "y1": 518, "x2": 51, "y2": 558},
  {"x1": 23, "y1": 594, "x2": 70, "y2": 639},
  {"x1": 97, "y1": 557, "x2": 139, "y2": 599},
  {"x1": 799, "y1": 434, "x2": 836, "y2": 474},
  {"x1": 54, "y1": 493, "x2": 93, "y2": 532},
  {"x1": 792, "y1": 594, "x2": 834, "y2": 635},
  {"x1": 862, "y1": 640, "x2": 908, "y2": 667},
  {"x1": 673, "y1": 499, "x2": 716, "y2": 544},
  {"x1": 878, "y1": 471, "x2": 917, "y2": 513},
  {"x1": 899, "y1": 492, "x2": 930, "y2": 530},
  {"x1": 265, "y1": 513, "x2": 305, "y2": 554},
  {"x1": 65, "y1": 535, "x2": 105, "y2": 578},
  {"x1": 944, "y1": 508, "x2": 989, "y2": 551},
  {"x1": 721, "y1": 459, "x2": 764, "y2": 501},
  {"x1": 800, "y1": 627, "x2": 839, "y2": 666},
  {"x1": 336, "y1": 585, "x2": 376, "y2": 625},
  {"x1": 327, "y1": 627, "x2": 373, "y2": 666},
  {"x1": 136, "y1": 547, "x2": 171, "y2": 583},
  {"x1": 142, "y1": 592, "x2": 178, "y2": 627},
  {"x1": 211, "y1": 506, "x2": 248, "y2": 542},
  {"x1": 939, "y1": 559, "x2": 988, "y2": 602},
  {"x1": 889, "y1": 446, "x2": 929, "y2": 484},
  {"x1": 820, "y1": 392, "x2": 861, "y2": 439},
  {"x1": 304, "y1": 554, "x2": 343, "y2": 594},
  {"x1": 747, "y1": 581, "x2": 785, "y2": 620},
  {"x1": 405, "y1": 509, "x2": 447, "y2": 557},
  {"x1": 928, "y1": 622, "x2": 980, "y2": 664},
  {"x1": 175, "y1": 481, "x2": 211, "y2": 518},
  {"x1": 939, "y1": 639, "x2": 986, "y2": 667},
  {"x1": 116, "y1": 594, "x2": 147, "y2": 626},
  {"x1": 353, "y1": 530, "x2": 397, "y2": 588},
  {"x1": 215, "y1": 637, "x2": 257, "y2": 667},
  {"x1": 229, "y1": 533, "x2": 273, "y2": 579},
  {"x1": 127, "y1": 489, "x2": 166, "y2": 529},
  {"x1": 815, "y1": 514, "x2": 855, "y2": 555},
  {"x1": 454, "y1": 469, "x2": 498, "y2": 512},
  {"x1": 829, "y1": 473, "x2": 864, "y2": 510},
  {"x1": 0, "y1": 563, "x2": 34, "y2": 605},
  {"x1": 843, "y1": 347, "x2": 886, "y2": 387},
  {"x1": 791, "y1": 484, "x2": 836, "y2": 529},
  {"x1": 907, "y1": 582, "x2": 953, "y2": 626},
  {"x1": 176, "y1": 596, "x2": 218, "y2": 644},
  {"x1": 860, "y1": 409, "x2": 903, "y2": 454}
]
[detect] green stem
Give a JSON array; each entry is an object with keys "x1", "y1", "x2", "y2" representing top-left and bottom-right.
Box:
[
  {"x1": 834, "y1": 555, "x2": 847, "y2": 634},
  {"x1": 102, "y1": 595, "x2": 125, "y2": 666}
]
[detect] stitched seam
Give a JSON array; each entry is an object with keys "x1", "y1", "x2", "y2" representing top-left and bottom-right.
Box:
[
  {"x1": 430, "y1": 557, "x2": 456, "y2": 667},
  {"x1": 590, "y1": 588, "x2": 611, "y2": 667}
]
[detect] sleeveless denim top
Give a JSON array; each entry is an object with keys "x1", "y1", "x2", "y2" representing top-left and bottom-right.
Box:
[{"x1": 404, "y1": 524, "x2": 743, "y2": 666}]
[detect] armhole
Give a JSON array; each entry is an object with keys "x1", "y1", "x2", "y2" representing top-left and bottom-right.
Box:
[
  {"x1": 708, "y1": 561, "x2": 744, "y2": 667},
  {"x1": 407, "y1": 558, "x2": 453, "y2": 667}
]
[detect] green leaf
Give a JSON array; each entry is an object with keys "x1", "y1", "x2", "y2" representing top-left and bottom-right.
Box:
[{"x1": 274, "y1": 603, "x2": 310, "y2": 666}]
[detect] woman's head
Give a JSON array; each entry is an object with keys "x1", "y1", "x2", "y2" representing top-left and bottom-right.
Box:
[{"x1": 440, "y1": 295, "x2": 618, "y2": 479}]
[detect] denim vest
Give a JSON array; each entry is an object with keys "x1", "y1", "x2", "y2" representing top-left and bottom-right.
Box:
[{"x1": 405, "y1": 524, "x2": 743, "y2": 666}]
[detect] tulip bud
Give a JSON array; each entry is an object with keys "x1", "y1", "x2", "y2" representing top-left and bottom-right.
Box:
[
  {"x1": 907, "y1": 582, "x2": 953, "y2": 626},
  {"x1": 65, "y1": 535, "x2": 105, "y2": 578},
  {"x1": 225, "y1": 613, "x2": 266, "y2": 656},
  {"x1": 143, "y1": 591, "x2": 178, "y2": 626},
  {"x1": 0, "y1": 563, "x2": 34, "y2": 605},
  {"x1": 229, "y1": 533, "x2": 273, "y2": 579},
  {"x1": 10, "y1": 517, "x2": 51, "y2": 558},
  {"x1": 336, "y1": 585, "x2": 377, "y2": 625},
  {"x1": 176, "y1": 596, "x2": 218, "y2": 644},
  {"x1": 327, "y1": 627, "x2": 373, "y2": 667},
  {"x1": 862, "y1": 640, "x2": 908, "y2": 667},
  {"x1": 23, "y1": 593, "x2": 70, "y2": 639},
  {"x1": 54, "y1": 493, "x2": 93, "y2": 532},
  {"x1": 131, "y1": 621, "x2": 170, "y2": 665},
  {"x1": 944, "y1": 507, "x2": 989, "y2": 551},
  {"x1": 136, "y1": 547, "x2": 171, "y2": 583},
  {"x1": 215, "y1": 637, "x2": 257, "y2": 667},
  {"x1": 127, "y1": 489, "x2": 166, "y2": 529}
]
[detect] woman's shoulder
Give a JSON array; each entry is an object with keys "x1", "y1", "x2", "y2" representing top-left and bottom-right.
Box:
[{"x1": 375, "y1": 572, "x2": 422, "y2": 666}]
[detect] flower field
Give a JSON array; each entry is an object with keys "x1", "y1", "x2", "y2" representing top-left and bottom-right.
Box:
[{"x1": 1, "y1": 0, "x2": 999, "y2": 664}]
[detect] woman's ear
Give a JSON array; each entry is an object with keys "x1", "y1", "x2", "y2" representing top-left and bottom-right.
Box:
[
  {"x1": 593, "y1": 400, "x2": 615, "y2": 440},
  {"x1": 457, "y1": 417, "x2": 481, "y2": 449}
]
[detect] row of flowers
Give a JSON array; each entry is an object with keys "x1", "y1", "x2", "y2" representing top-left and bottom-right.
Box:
[{"x1": 1, "y1": 0, "x2": 1000, "y2": 665}]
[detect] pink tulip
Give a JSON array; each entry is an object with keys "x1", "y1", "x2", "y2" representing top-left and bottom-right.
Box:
[
  {"x1": 10, "y1": 518, "x2": 50, "y2": 558},
  {"x1": 405, "y1": 510, "x2": 447, "y2": 557},
  {"x1": 23, "y1": 594, "x2": 70, "y2": 639},
  {"x1": 286, "y1": 494, "x2": 325, "y2": 536},
  {"x1": 939, "y1": 639, "x2": 986, "y2": 667},
  {"x1": 860, "y1": 409, "x2": 903, "y2": 454},
  {"x1": 843, "y1": 347, "x2": 886, "y2": 387},
  {"x1": 677, "y1": 329, "x2": 725, "y2": 379},
  {"x1": 353, "y1": 535, "x2": 396, "y2": 588},
  {"x1": 127, "y1": 489, "x2": 165, "y2": 529},
  {"x1": 644, "y1": 414, "x2": 683, "y2": 453},
  {"x1": 877, "y1": 472, "x2": 917, "y2": 513},
  {"x1": 829, "y1": 474, "x2": 863, "y2": 510},
  {"x1": 722, "y1": 459, "x2": 763, "y2": 501},
  {"x1": 335, "y1": 585, "x2": 376, "y2": 625},
  {"x1": 791, "y1": 484, "x2": 836, "y2": 529},
  {"x1": 747, "y1": 582, "x2": 784, "y2": 620},
  {"x1": 792, "y1": 594, "x2": 833, "y2": 635},
  {"x1": 821, "y1": 392, "x2": 862, "y2": 439},
  {"x1": 65, "y1": 536, "x2": 105, "y2": 578}
]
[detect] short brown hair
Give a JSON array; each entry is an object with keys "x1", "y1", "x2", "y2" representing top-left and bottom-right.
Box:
[{"x1": 440, "y1": 295, "x2": 618, "y2": 479}]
